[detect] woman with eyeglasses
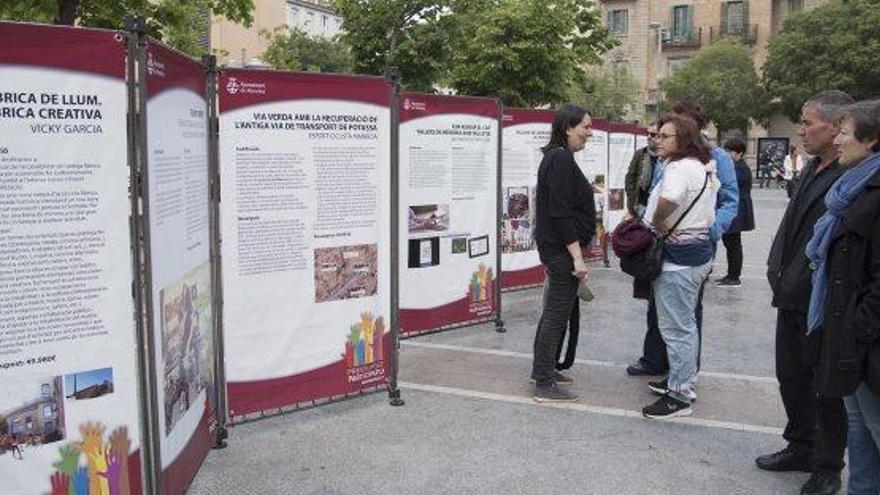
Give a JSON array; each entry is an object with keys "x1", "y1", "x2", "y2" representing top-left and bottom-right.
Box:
[
  {"x1": 806, "y1": 100, "x2": 880, "y2": 494},
  {"x1": 641, "y1": 113, "x2": 719, "y2": 418},
  {"x1": 531, "y1": 103, "x2": 596, "y2": 403}
]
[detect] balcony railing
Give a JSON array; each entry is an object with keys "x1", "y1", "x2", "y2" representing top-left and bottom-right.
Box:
[
  {"x1": 710, "y1": 23, "x2": 758, "y2": 44},
  {"x1": 661, "y1": 27, "x2": 702, "y2": 49}
]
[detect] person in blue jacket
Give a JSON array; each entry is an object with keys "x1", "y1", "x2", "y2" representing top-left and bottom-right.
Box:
[{"x1": 627, "y1": 100, "x2": 739, "y2": 378}]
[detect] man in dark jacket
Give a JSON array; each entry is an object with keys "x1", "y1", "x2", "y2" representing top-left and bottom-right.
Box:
[
  {"x1": 624, "y1": 121, "x2": 658, "y2": 217},
  {"x1": 757, "y1": 90, "x2": 854, "y2": 495}
]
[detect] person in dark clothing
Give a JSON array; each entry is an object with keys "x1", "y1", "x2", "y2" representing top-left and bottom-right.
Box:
[
  {"x1": 757, "y1": 90, "x2": 854, "y2": 495},
  {"x1": 624, "y1": 121, "x2": 659, "y2": 218},
  {"x1": 805, "y1": 101, "x2": 880, "y2": 495},
  {"x1": 718, "y1": 137, "x2": 755, "y2": 287},
  {"x1": 531, "y1": 103, "x2": 596, "y2": 403}
]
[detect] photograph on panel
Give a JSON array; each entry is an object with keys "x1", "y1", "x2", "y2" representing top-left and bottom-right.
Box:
[
  {"x1": 407, "y1": 204, "x2": 450, "y2": 233},
  {"x1": 0, "y1": 375, "x2": 66, "y2": 460},
  {"x1": 160, "y1": 262, "x2": 214, "y2": 435},
  {"x1": 313, "y1": 244, "x2": 379, "y2": 303}
]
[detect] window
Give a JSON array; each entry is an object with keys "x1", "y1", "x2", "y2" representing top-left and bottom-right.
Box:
[
  {"x1": 788, "y1": 0, "x2": 803, "y2": 12},
  {"x1": 43, "y1": 404, "x2": 53, "y2": 419},
  {"x1": 41, "y1": 383, "x2": 50, "y2": 398},
  {"x1": 322, "y1": 15, "x2": 328, "y2": 28},
  {"x1": 11, "y1": 419, "x2": 22, "y2": 434},
  {"x1": 725, "y1": 1, "x2": 746, "y2": 33},
  {"x1": 608, "y1": 9, "x2": 629, "y2": 35},
  {"x1": 671, "y1": 5, "x2": 694, "y2": 39},
  {"x1": 306, "y1": 11, "x2": 314, "y2": 27},
  {"x1": 287, "y1": 5, "x2": 299, "y2": 27}
]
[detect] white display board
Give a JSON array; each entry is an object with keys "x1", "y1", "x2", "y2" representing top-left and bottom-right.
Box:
[
  {"x1": 500, "y1": 109, "x2": 553, "y2": 289},
  {"x1": 218, "y1": 69, "x2": 392, "y2": 416},
  {"x1": 0, "y1": 23, "x2": 142, "y2": 494},
  {"x1": 142, "y1": 40, "x2": 215, "y2": 490},
  {"x1": 398, "y1": 94, "x2": 500, "y2": 335},
  {"x1": 606, "y1": 131, "x2": 636, "y2": 232}
]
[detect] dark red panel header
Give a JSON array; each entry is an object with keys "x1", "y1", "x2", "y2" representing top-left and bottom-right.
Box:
[
  {"x1": 502, "y1": 108, "x2": 554, "y2": 128},
  {"x1": 400, "y1": 93, "x2": 501, "y2": 123},
  {"x1": 145, "y1": 37, "x2": 206, "y2": 98},
  {"x1": 0, "y1": 22, "x2": 125, "y2": 79},
  {"x1": 219, "y1": 68, "x2": 391, "y2": 112}
]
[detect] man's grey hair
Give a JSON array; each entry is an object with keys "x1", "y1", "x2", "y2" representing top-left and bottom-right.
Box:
[{"x1": 803, "y1": 90, "x2": 855, "y2": 123}]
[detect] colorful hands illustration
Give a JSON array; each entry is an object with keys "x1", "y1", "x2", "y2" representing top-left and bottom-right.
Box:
[
  {"x1": 108, "y1": 427, "x2": 132, "y2": 495},
  {"x1": 71, "y1": 467, "x2": 89, "y2": 495},
  {"x1": 50, "y1": 471, "x2": 70, "y2": 495},
  {"x1": 53, "y1": 444, "x2": 81, "y2": 476},
  {"x1": 101, "y1": 447, "x2": 122, "y2": 495},
  {"x1": 76, "y1": 422, "x2": 109, "y2": 495}
]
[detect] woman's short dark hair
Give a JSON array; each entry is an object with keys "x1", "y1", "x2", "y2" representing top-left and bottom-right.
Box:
[
  {"x1": 658, "y1": 113, "x2": 712, "y2": 164},
  {"x1": 839, "y1": 100, "x2": 880, "y2": 153},
  {"x1": 723, "y1": 137, "x2": 747, "y2": 155},
  {"x1": 542, "y1": 103, "x2": 590, "y2": 153}
]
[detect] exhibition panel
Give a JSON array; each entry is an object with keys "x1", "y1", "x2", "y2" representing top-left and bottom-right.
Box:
[
  {"x1": 398, "y1": 94, "x2": 501, "y2": 335},
  {"x1": 218, "y1": 69, "x2": 394, "y2": 417}
]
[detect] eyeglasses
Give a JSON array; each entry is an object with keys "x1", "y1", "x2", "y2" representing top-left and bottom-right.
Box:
[
  {"x1": 647, "y1": 132, "x2": 658, "y2": 138},
  {"x1": 656, "y1": 133, "x2": 677, "y2": 140}
]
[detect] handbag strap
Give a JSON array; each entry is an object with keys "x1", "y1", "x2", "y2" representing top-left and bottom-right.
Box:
[{"x1": 663, "y1": 171, "x2": 709, "y2": 239}]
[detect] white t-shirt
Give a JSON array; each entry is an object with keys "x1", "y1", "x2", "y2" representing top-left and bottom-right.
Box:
[{"x1": 644, "y1": 157, "x2": 718, "y2": 270}]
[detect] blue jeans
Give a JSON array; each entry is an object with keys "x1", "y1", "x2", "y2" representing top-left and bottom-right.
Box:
[
  {"x1": 652, "y1": 262, "x2": 712, "y2": 402},
  {"x1": 846, "y1": 383, "x2": 880, "y2": 494}
]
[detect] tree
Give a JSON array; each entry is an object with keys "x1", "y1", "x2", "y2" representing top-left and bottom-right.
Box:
[
  {"x1": 569, "y1": 64, "x2": 642, "y2": 122},
  {"x1": 661, "y1": 39, "x2": 769, "y2": 132},
  {"x1": 0, "y1": 0, "x2": 254, "y2": 57},
  {"x1": 331, "y1": 0, "x2": 453, "y2": 91},
  {"x1": 262, "y1": 28, "x2": 353, "y2": 73},
  {"x1": 763, "y1": 0, "x2": 880, "y2": 121},
  {"x1": 447, "y1": 0, "x2": 617, "y2": 107}
]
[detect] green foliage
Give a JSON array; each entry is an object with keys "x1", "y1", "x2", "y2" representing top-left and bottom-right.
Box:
[
  {"x1": 569, "y1": 64, "x2": 642, "y2": 121},
  {"x1": 763, "y1": 0, "x2": 880, "y2": 121},
  {"x1": 661, "y1": 38, "x2": 769, "y2": 132},
  {"x1": 331, "y1": 0, "x2": 453, "y2": 91},
  {"x1": 0, "y1": 0, "x2": 254, "y2": 57},
  {"x1": 262, "y1": 28, "x2": 353, "y2": 73},
  {"x1": 447, "y1": 0, "x2": 616, "y2": 107},
  {"x1": 333, "y1": 0, "x2": 615, "y2": 103}
]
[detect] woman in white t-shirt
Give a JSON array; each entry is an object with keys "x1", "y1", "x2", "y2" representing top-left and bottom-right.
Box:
[{"x1": 641, "y1": 113, "x2": 718, "y2": 419}]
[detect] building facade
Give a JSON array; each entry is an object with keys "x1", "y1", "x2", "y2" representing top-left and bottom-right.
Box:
[
  {"x1": 2, "y1": 376, "x2": 65, "y2": 442},
  {"x1": 597, "y1": 0, "x2": 829, "y2": 157},
  {"x1": 211, "y1": 0, "x2": 342, "y2": 67}
]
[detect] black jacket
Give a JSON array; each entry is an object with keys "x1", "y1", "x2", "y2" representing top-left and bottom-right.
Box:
[
  {"x1": 534, "y1": 147, "x2": 596, "y2": 259},
  {"x1": 726, "y1": 159, "x2": 755, "y2": 233},
  {"x1": 814, "y1": 169, "x2": 880, "y2": 397},
  {"x1": 767, "y1": 157, "x2": 845, "y2": 312}
]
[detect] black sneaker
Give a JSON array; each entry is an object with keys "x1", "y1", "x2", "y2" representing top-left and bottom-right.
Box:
[
  {"x1": 626, "y1": 360, "x2": 667, "y2": 376},
  {"x1": 715, "y1": 276, "x2": 731, "y2": 284},
  {"x1": 529, "y1": 371, "x2": 574, "y2": 385},
  {"x1": 755, "y1": 445, "x2": 812, "y2": 472},
  {"x1": 648, "y1": 378, "x2": 669, "y2": 395},
  {"x1": 534, "y1": 382, "x2": 580, "y2": 403},
  {"x1": 717, "y1": 277, "x2": 742, "y2": 287},
  {"x1": 799, "y1": 471, "x2": 841, "y2": 495},
  {"x1": 642, "y1": 394, "x2": 692, "y2": 418}
]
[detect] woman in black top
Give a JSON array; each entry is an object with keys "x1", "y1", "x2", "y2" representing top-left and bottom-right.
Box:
[{"x1": 531, "y1": 104, "x2": 596, "y2": 403}]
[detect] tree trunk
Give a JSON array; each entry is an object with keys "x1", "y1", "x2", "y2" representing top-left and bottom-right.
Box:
[{"x1": 55, "y1": 0, "x2": 79, "y2": 25}]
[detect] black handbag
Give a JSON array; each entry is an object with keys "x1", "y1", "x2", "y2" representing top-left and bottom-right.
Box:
[{"x1": 620, "y1": 172, "x2": 709, "y2": 282}]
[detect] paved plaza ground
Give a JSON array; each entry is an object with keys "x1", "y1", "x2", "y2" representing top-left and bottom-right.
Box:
[{"x1": 190, "y1": 188, "x2": 835, "y2": 494}]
